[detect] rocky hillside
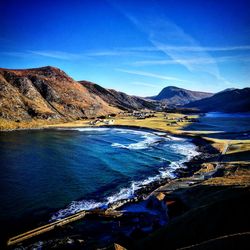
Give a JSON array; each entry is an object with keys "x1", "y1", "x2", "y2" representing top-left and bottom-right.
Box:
[
  {"x1": 0, "y1": 66, "x2": 120, "y2": 121},
  {"x1": 185, "y1": 88, "x2": 250, "y2": 112},
  {"x1": 0, "y1": 66, "x2": 159, "y2": 123},
  {"x1": 80, "y1": 80, "x2": 158, "y2": 111},
  {"x1": 148, "y1": 86, "x2": 213, "y2": 106}
]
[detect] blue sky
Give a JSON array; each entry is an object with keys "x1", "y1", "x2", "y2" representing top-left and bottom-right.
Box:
[{"x1": 0, "y1": 0, "x2": 249, "y2": 96}]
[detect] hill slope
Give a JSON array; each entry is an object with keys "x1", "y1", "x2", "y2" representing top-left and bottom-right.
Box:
[
  {"x1": 0, "y1": 66, "x2": 158, "y2": 123},
  {"x1": 0, "y1": 66, "x2": 120, "y2": 121},
  {"x1": 80, "y1": 80, "x2": 158, "y2": 111},
  {"x1": 149, "y1": 86, "x2": 213, "y2": 106},
  {"x1": 185, "y1": 88, "x2": 250, "y2": 112}
]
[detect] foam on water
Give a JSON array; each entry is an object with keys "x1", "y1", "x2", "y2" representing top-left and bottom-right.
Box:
[
  {"x1": 50, "y1": 129, "x2": 199, "y2": 221},
  {"x1": 112, "y1": 133, "x2": 166, "y2": 150},
  {"x1": 59, "y1": 127, "x2": 111, "y2": 132},
  {"x1": 50, "y1": 165, "x2": 179, "y2": 221},
  {"x1": 50, "y1": 200, "x2": 105, "y2": 221}
]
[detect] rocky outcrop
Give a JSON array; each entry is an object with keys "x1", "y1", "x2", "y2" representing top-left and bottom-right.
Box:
[{"x1": 0, "y1": 66, "x2": 120, "y2": 121}]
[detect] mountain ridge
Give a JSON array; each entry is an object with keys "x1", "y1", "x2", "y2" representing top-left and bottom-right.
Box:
[
  {"x1": 80, "y1": 80, "x2": 158, "y2": 111},
  {"x1": 0, "y1": 66, "x2": 157, "y2": 122},
  {"x1": 148, "y1": 86, "x2": 213, "y2": 106},
  {"x1": 185, "y1": 87, "x2": 250, "y2": 112}
]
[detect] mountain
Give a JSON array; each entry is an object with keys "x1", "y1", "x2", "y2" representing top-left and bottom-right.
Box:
[
  {"x1": 0, "y1": 66, "x2": 157, "y2": 122},
  {"x1": 185, "y1": 88, "x2": 250, "y2": 112},
  {"x1": 80, "y1": 80, "x2": 158, "y2": 111},
  {"x1": 148, "y1": 86, "x2": 213, "y2": 106},
  {"x1": 0, "y1": 66, "x2": 120, "y2": 121},
  {"x1": 218, "y1": 88, "x2": 236, "y2": 93}
]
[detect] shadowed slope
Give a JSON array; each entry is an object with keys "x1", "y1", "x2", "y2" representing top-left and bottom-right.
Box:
[
  {"x1": 185, "y1": 88, "x2": 250, "y2": 112},
  {"x1": 80, "y1": 80, "x2": 158, "y2": 111}
]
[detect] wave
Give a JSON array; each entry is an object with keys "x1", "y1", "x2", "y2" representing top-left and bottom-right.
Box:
[
  {"x1": 50, "y1": 129, "x2": 199, "y2": 221},
  {"x1": 50, "y1": 150, "x2": 198, "y2": 222},
  {"x1": 166, "y1": 135, "x2": 185, "y2": 141},
  {"x1": 50, "y1": 166, "x2": 178, "y2": 221},
  {"x1": 170, "y1": 143, "x2": 200, "y2": 161},
  {"x1": 112, "y1": 133, "x2": 166, "y2": 150},
  {"x1": 50, "y1": 200, "x2": 105, "y2": 221},
  {"x1": 58, "y1": 127, "x2": 111, "y2": 132}
]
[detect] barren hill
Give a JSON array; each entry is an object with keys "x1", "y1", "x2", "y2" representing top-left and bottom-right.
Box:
[
  {"x1": 0, "y1": 66, "x2": 158, "y2": 124},
  {"x1": 0, "y1": 66, "x2": 120, "y2": 121}
]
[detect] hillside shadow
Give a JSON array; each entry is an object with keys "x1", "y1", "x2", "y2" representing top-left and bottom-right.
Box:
[
  {"x1": 203, "y1": 151, "x2": 250, "y2": 163},
  {"x1": 135, "y1": 184, "x2": 250, "y2": 250}
]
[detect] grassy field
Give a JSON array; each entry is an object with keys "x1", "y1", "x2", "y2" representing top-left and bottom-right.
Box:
[
  {"x1": 0, "y1": 118, "x2": 64, "y2": 131},
  {"x1": 47, "y1": 112, "x2": 198, "y2": 134}
]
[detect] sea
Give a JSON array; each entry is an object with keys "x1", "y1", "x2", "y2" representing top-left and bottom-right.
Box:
[{"x1": 0, "y1": 127, "x2": 198, "y2": 236}]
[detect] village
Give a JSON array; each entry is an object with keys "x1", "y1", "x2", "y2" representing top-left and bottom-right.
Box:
[{"x1": 88, "y1": 110, "x2": 199, "y2": 127}]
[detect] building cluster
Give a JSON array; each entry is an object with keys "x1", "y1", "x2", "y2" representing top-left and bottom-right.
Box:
[
  {"x1": 89, "y1": 119, "x2": 115, "y2": 126},
  {"x1": 127, "y1": 110, "x2": 156, "y2": 119},
  {"x1": 164, "y1": 114, "x2": 199, "y2": 126}
]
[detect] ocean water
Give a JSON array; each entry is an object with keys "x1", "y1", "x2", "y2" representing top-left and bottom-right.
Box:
[
  {"x1": 0, "y1": 128, "x2": 198, "y2": 232},
  {"x1": 183, "y1": 112, "x2": 250, "y2": 133}
]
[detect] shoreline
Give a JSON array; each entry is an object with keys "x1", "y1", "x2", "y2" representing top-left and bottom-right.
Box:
[
  {"x1": 43, "y1": 125, "x2": 206, "y2": 221},
  {"x1": 3, "y1": 125, "x2": 220, "y2": 249},
  {"x1": 3, "y1": 117, "x2": 249, "y2": 249}
]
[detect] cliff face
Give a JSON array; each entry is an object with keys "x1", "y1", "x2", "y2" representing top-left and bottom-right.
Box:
[
  {"x1": 0, "y1": 66, "x2": 120, "y2": 121},
  {"x1": 80, "y1": 80, "x2": 158, "y2": 111}
]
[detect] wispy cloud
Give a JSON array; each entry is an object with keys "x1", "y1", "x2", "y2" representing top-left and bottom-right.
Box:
[
  {"x1": 85, "y1": 45, "x2": 250, "y2": 57},
  {"x1": 84, "y1": 48, "x2": 161, "y2": 58},
  {"x1": 109, "y1": 0, "x2": 250, "y2": 87},
  {"x1": 0, "y1": 51, "x2": 29, "y2": 57},
  {"x1": 29, "y1": 50, "x2": 82, "y2": 60},
  {"x1": 85, "y1": 50, "x2": 136, "y2": 56},
  {"x1": 130, "y1": 81, "x2": 157, "y2": 88},
  {"x1": 117, "y1": 68, "x2": 187, "y2": 82},
  {"x1": 130, "y1": 45, "x2": 250, "y2": 52},
  {"x1": 132, "y1": 55, "x2": 250, "y2": 66},
  {"x1": 0, "y1": 50, "x2": 84, "y2": 60}
]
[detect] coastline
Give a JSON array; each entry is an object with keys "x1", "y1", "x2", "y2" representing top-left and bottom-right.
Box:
[
  {"x1": 2, "y1": 118, "x2": 250, "y2": 249},
  {"x1": 37, "y1": 125, "x2": 207, "y2": 221},
  {"x1": 3, "y1": 124, "x2": 220, "y2": 248}
]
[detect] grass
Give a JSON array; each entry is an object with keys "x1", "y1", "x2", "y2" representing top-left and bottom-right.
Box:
[
  {"x1": 114, "y1": 113, "x2": 195, "y2": 133},
  {"x1": 47, "y1": 112, "x2": 198, "y2": 134},
  {"x1": 0, "y1": 118, "x2": 64, "y2": 131}
]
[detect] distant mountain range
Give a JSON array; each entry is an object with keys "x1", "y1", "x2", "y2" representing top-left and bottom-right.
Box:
[
  {"x1": 185, "y1": 88, "x2": 250, "y2": 113},
  {"x1": 148, "y1": 86, "x2": 213, "y2": 106},
  {"x1": 0, "y1": 66, "x2": 249, "y2": 123}
]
